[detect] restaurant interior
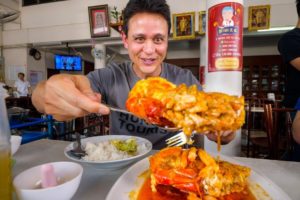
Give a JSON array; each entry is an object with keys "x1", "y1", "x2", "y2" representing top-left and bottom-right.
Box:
[{"x1": 1, "y1": 0, "x2": 300, "y2": 200}]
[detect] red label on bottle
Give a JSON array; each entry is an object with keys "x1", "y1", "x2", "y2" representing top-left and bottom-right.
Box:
[{"x1": 208, "y1": 2, "x2": 243, "y2": 72}]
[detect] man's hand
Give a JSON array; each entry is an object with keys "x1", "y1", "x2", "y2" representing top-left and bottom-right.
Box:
[
  {"x1": 292, "y1": 111, "x2": 300, "y2": 144},
  {"x1": 32, "y1": 74, "x2": 109, "y2": 121},
  {"x1": 205, "y1": 131, "x2": 236, "y2": 145}
]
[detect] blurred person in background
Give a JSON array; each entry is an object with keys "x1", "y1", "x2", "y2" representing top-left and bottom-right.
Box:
[
  {"x1": 278, "y1": 0, "x2": 300, "y2": 108},
  {"x1": 284, "y1": 97, "x2": 300, "y2": 161},
  {"x1": 14, "y1": 72, "x2": 31, "y2": 97}
]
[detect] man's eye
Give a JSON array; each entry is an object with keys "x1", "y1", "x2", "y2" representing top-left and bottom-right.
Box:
[
  {"x1": 154, "y1": 37, "x2": 164, "y2": 44},
  {"x1": 135, "y1": 37, "x2": 144, "y2": 42}
]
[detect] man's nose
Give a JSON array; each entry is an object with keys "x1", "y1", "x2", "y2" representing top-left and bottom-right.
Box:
[{"x1": 143, "y1": 40, "x2": 155, "y2": 54}]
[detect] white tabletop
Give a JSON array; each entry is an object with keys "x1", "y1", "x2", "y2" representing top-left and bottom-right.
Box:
[{"x1": 13, "y1": 139, "x2": 300, "y2": 200}]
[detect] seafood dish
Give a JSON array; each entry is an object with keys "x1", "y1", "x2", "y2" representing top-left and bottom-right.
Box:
[
  {"x1": 137, "y1": 147, "x2": 254, "y2": 200},
  {"x1": 126, "y1": 77, "x2": 245, "y2": 136}
]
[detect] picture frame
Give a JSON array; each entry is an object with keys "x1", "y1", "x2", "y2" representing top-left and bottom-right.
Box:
[
  {"x1": 248, "y1": 5, "x2": 271, "y2": 31},
  {"x1": 198, "y1": 11, "x2": 206, "y2": 35},
  {"x1": 172, "y1": 12, "x2": 195, "y2": 40},
  {"x1": 88, "y1": 5, "x2": 110, "y2": 37}
]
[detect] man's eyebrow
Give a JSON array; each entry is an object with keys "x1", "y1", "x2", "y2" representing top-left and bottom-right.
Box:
[
  {"x1": 131, "y1": 33, "x2": 166, "y2": 38},
  {"x1": 132, "y1": 33, "x2": 145, "y2": 37},
  {"x1": 154, "y1": 34, "x2": 166, "y2": 38}
]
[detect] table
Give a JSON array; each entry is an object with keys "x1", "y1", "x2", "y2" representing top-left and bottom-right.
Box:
[{"x1": 13, "y1": 139, "x2": 300, "y2": 200}]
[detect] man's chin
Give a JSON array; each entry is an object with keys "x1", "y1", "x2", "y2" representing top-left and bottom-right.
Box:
[{"x1": 140, "y1": 66, "x2": 158, "y2": 74}]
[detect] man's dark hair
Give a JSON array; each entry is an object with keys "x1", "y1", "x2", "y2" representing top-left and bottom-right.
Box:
[
  {"x1": 18, "y1": 72, "x2": 25, "y2": 77},
  {"x1": 122, "y1": 0, "x2": 171, "y2": 35},
  {"x1": 297, "y1": 0, "x2": 300, "y2": 17}
]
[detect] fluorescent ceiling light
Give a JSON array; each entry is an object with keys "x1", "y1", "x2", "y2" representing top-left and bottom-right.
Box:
[{"x1": 257, "y1": 26, "x2": 294, "y2": 32}]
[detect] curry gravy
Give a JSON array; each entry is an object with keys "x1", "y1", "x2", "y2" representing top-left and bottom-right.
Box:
[{"x1": 137, "y1": 177, "x2": 257, "y2": 200}]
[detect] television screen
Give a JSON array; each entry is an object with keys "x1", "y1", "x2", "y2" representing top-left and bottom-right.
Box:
[{"x1": 54, "y1": 55, "x2": 82, "y2": 71}]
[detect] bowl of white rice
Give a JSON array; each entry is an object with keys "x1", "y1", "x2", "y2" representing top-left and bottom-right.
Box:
[{"x1": 64, "y1": 135, "x2": 152, "y2": 170}]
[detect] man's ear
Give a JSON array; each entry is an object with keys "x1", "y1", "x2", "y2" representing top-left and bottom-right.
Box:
[{"x1": 121, "y1": 31, "x2": 128, "y2": 49}]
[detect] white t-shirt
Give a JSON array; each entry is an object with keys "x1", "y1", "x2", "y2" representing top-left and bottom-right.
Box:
[
  {"x1": 14, "y1": 79, "x2": 30, "y2": 96},
  {"x1": 222, "y1": 20, "x2": 234, "y2": 27}
]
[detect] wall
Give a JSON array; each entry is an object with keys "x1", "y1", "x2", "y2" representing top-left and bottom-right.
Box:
[
  {"x1": 2, "y1": 0, "x2": 297, "y2": 46},
  {"x1": 27, "y1": 49, "x2": 47, "y2": 87},
  {"x1": 243, "y1": 35, "x2": 282, "y2": 56},
  {"x1": 1, "y1": 0, "x2": 298, "y2": 83},
  {"x1": 3, "y1": 47, "x2": 27, "y2": 86},
  {"x1": 244, "y1": 0, "x2": 297, "y2": 28},
  {"x1": 0, "y1": 25, "x2": 2, "y2": 47}
]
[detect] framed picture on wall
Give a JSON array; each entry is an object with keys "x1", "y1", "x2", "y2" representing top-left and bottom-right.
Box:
[
  {"x1": 198, "y1": 11, "x2": 206, "y2": 35},
  {"x1": 172, "y1": 12, "x2": 195, "y2": 40},
  {"x1": 248, "y1": 5, "x2": 271, "y2": 31},
  {"x1": 88, "y1": 4, "x2": 110, "y2": 37}
]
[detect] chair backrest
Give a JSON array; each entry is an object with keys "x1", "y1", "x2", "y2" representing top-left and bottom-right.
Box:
[
  {"x1": 263, "y1": 103, "x2": 295, "y2": 159},
  {"x1": 263, "y1": 104, "x2": 274, "y2": 154}
]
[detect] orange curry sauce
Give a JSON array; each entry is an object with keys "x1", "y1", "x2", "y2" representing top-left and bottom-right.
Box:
[{"x1": 137, "y1": 177, "x2": 257, "y2": 200}]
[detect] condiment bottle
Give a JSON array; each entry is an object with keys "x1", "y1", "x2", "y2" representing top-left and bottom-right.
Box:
[{"x1": 0, "y1": 85, "x2": 12, "y2": 200}]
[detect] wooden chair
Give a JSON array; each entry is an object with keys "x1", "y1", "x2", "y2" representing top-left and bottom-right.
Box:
[
  {"x1": 271, "y1": 106, "x2": 294, "y2": 159},
  {"x1": 249, "y1": 103, "x2": 270, "y2": 158},
  {"x1": 250, "y1": 103, "x2": 294, "y2": 159},
  {"x1": 245, "y1": 97, "x2": 270, "y2": 157}
]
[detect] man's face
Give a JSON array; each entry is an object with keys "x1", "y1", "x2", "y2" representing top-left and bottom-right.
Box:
[
  {"x1": 18, "y1": 74, "x2": 24, "y2": 81},
  {"x1": 223, "y1": 10, "x2": 233, "y2": 21},
  {"x1": 122, "y1": 12, "x2": 169, "y2": 79}
]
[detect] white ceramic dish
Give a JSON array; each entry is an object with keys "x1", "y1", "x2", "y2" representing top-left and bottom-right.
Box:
[
  {"x1": 11, "y1": 135, "x2": 22, "y2": 155},
  {"x1": 13, "y1": 161, "x2": 83, "y2": 200},
  {"x1": 106, "y1": 154, "x2": 291, "y2": 200},
  {"x1": 64, "y1": 135, "x2": 152, "y2": 170}
]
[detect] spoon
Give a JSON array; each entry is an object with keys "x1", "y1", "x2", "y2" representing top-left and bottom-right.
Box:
[
  {"x1": 68, "y1": 132, "x2": 86, "y2": 159},
  {"x1": 102, "y1": 103, "x2": 181, "y2": 132}
]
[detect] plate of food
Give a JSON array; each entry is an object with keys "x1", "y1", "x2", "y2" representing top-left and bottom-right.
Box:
[
  {"x1": 106, "y1": 147, "x2": 291, "y2": 200},
  {"x1": 64, "y1": 135, "x2": 152, "y2": 170}
]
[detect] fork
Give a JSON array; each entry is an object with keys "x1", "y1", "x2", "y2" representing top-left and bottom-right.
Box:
[
  {"x1": 165, "y1": 132, "x2": 191, "y2": 147},
  {"x1": 69, "y1": 132, "x2": 86, "y2": 158},
  {"x1": 102, "y1": 103, "x2": 181, "y2": 132}
]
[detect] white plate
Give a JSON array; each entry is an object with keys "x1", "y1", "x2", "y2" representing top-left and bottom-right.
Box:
[
  {"x1": 106, "y1": 154, "x2": 291, "y2": 200},
  {"x1": 64, "y1": 135, "x2": 152, "y2": 170}
]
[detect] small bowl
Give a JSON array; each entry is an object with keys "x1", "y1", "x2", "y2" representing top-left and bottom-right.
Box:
[
  {"x1": 13, "y1": 162, "x2": 83, "y2": 200},
  {"x1": 11, "y1": 135, "x2": 22, "y2": 155}
]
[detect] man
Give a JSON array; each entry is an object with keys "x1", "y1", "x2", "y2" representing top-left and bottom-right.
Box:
[
  {"x1": 32, "y1": 0, "x2": 235, "y2": 149},
  {"x1": 14, "y1": 72, "x2": 31, "y2": 97},
  {"x1": 222, "y1": 6, "x2": 234, "y2": 27},
  {"x1": 293, "y1": 98, "x2": 300, "y2": 144},
  {"x1": 278, "y1": 0, "x2": 300, "y2": 108},
  {"x1": 286, "y1": 97, "x2": 300, "y2": 161}
]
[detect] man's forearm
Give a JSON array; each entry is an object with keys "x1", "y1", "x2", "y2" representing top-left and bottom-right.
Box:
[
  {"x1": 290, "y1": 57, "x2": 300, "y2": 71},
  {"x1": 292, "y1": 111, "x2": 300, "y2": 144}
]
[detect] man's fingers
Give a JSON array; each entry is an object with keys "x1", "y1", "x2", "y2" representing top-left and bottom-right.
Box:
[
  {"x1": 205, "y1": 131, "x2": 236, "y2": 145},
  {"x1": 45, "y1": 98, "x2": 88, "y2": 117},
  {"x1": 85, "y1": 92, "x2": 101, "y2": 102},
  {"x1": 74, "y1": 93, "x2": 110, "y2": 114},
  {"x1": 73, "y1": 75, "x2": 95, "y2": 94},
  {"x1": 206, "y1": 133, "x2": 217, "y2": 141},
  {"x1": 220, "y1": 130, "x2": 233, "y2": 137}
]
